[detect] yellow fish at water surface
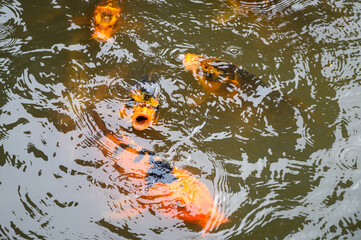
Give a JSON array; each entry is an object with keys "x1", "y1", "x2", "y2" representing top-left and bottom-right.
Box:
[{"x1": 119, "y1": 76, "x2": 160, "y2": 131}]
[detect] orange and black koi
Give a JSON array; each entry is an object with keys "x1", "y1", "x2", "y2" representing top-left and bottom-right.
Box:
[
  {"x1": 120, "y1": 78, "x2": 159, "y2": 131},
  {"x1": 183, "y1": 53, "x2": 276, "y2": 100},
  {"x1": 91, "y1": 0, "x2": 123, "y2": 42},
  {"x1": 89, "y1": 107, "x2": 228, "y2": 232}
]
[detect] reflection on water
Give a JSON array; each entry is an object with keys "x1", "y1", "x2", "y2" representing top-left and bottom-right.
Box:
[{"x1": 0, "y1": 0, "x2": 361, "y2": 239}]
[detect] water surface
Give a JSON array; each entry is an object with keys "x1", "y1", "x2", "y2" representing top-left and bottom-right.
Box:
[{"x1": 0, "y1": 0, "x2": 360, "y2": 239}]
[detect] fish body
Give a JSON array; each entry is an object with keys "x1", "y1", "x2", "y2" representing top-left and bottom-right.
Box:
[
  {"x1": 92, "y1": 0, "x2": 123, "y2": 41},
  {"x1": 90, "y1": 109, "x2": 228, "y2": 232},
  {"x1": 115, "y1": 148, "x2": 228, "y2": 232},
  {"x1": 183, "y1": 53, "x2": 305, "y2": 145},
  {"x1": 183, "y1": 53, "x2": 283, "y2": 103},
  {"x1": 146, "y1": 166, "x2": 229, "y2": 232}
]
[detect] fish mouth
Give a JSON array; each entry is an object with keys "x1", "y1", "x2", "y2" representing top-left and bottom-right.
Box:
[{"x1": 132, "y1": 113, "x2": 152, "y2": 131}]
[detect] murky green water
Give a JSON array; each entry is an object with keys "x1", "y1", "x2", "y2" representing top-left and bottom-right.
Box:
[{"x1": 1, "y1": 0, "x2": 360, "y2": 239}]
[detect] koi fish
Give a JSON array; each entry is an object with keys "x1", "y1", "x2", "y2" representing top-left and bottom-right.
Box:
[
  {"x1": 183, "y1": 53, "x2": 283, "y2": 102},
  {"x1": 145, "y1": 166, "x2": 229, "y2": 232},
  {"x1": 120, "y1": 76, "x2": 159, "y2": 131},
  {"x1": 92, "y1": 0, "x2": 123, "y2": 42},
  {"x1": 89, "y1": 107, "x2": 228, "y2": 232},
  {"x1": 182, "y1": 53, "x2": 309, "y2": 139}
]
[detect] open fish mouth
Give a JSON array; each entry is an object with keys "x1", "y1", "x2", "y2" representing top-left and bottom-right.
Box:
[{"x1": 132, "y1": 113, "x2": 152, "y2": 131}]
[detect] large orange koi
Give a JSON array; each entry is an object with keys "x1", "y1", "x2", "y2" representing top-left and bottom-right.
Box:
[
  {"x1": 89, "y1": 107, "x2": 228, "y2": 232},
  {"x1": 92, "y1": 0, "x2": 123, "y2": 42}
]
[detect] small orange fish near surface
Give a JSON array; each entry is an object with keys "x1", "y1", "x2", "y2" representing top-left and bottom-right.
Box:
[
  {"x1": 92, "y1": 0, "x2": 123, "y2": 42},
  {"x1": 89, "y1": 108, "x2": 228, "y2": 232}
]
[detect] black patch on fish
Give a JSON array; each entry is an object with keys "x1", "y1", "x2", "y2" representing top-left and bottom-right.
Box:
[
  {"x1": 204, "y1": 71, "x2": 216, "y2": 82},
  {"x1": 138, "y1": 148, "x2": 155, "y2": 156},
  {"x1": 201, "y1": 59, "x2": 238, "y2": 83},
  {"x1": 133, "y1": 149, "x2": 156, "y2": 163},
  {"x1": 140, "y1": 90, "x2": 155, "y2": 102},
  {"x1": 146, "y1": 157, "x2": 177, "y2": 189}
]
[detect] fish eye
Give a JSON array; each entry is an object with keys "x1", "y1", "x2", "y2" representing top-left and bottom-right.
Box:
[{"x1": 108, "y1": 25, "x2": 112, "y2": 28}]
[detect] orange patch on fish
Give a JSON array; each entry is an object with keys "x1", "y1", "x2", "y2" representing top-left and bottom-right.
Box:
[
  {"x1": 147, "y1": 167, "x2": 229, "y2": 232},
  {"x1": 183, "y1": 53, "x2": 241, "y2": 98},
  {"x1": 92, "y1": 0, "x2": 122, "y2": 42},
  {"x1": 183, "y1": 53, "x2": 202, "y2": 71},
  {"x1": 114, "y1": 147, "x2": 151, "y2": 174}
]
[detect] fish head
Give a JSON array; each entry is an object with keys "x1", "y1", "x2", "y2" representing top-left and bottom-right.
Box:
[
  {"x1": 92, "y1": 4, "x2": 121, "y2": 42},
  {"x1": 128, "y1": 89, "x2": 159, "y2": 131},
  {"x1": 183, "y1": 53, "x2": 225, "y2": 83},
  {"x1": 183, "y1": 53, "x2": 204, "y2": 71},
  {"x1": 183, "y1": 53, "x2": 241, "y2": 97}
]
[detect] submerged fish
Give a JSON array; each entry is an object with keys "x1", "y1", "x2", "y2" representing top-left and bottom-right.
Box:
[
  {"x1": 89, "y1": 108, "x2": 228, "y2": 232},
  {"x1": 216, "y1": 0, "x2": 273, "y2": 23},
  {"x1": 120, "y1": 76, "x2": 159, "y2": 131},
  {"x1": 92, "y1": 0, "x2": 123, "y2": 41},
  {"x1": 229, "y1": 0, "x2": 272, "y2": 6},
  {"x1": 182, "y1": 53, "x2": 307, "y2": 148}
]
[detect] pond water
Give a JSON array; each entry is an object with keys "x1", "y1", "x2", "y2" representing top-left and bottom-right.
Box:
[{"x1": 0, "y1": 0, "x2": 360, "y2": 239}]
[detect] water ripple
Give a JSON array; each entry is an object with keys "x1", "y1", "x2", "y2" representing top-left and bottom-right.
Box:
[
  {"x1": 331, "y1": 142, "x2": 360, "y2": 170},
  {"x1": 0, "y1": 0, "x2": 23, "y2": 26},
  {"x1": 0, "y1": 0, "x2": 360, "y2": 238}
]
